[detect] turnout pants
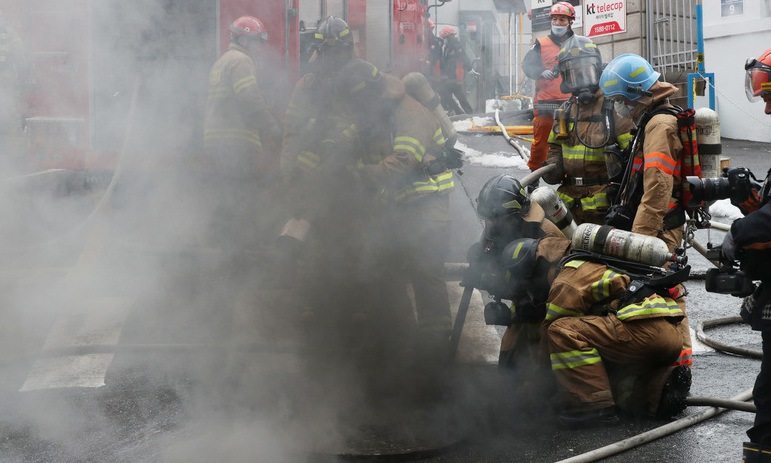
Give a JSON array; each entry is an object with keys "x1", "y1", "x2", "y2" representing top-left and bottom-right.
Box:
[{"x1": 546, "y1": 314, "x2": 683, "y2": 412}]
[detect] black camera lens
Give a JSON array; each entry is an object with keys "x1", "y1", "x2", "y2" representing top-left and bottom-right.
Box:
[{"x1": 686, "y1": 176, "x2": 731, "y2": 206}]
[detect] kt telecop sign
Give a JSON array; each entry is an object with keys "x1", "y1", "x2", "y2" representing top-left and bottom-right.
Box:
[{"x1": 584, "y1": 0, "x2": 627, "y2": 38}]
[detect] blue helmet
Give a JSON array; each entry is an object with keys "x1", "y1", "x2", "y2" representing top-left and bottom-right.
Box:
[{"x1": 599, "y1": 53, "x2": 661, "y2": 101}]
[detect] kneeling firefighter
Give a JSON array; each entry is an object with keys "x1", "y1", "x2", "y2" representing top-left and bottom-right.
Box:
[
  {"x1": 543, "y1": 35, "x2": 634, "y2": 225},
  {"x1": 495, "y1": 224, "x2": 691, "y2": 428},
  {"x1": 466, "y1": 174, "x2": 569, "y2": 370}
]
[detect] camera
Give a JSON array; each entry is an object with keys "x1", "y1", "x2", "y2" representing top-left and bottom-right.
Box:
[
  {"x1": 686, "y1": 167, "x2": 757, "y2": 208},
  {"x1": 604, "y1": 203, "x2": 634, "y2": 231},
  {"x1": 705, "y1": 267, "x2": 756, "y2": 297}
]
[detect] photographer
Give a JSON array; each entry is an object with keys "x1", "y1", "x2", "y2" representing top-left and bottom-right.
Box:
[{"x1": 727, "y1": 47, "x2": 771, "y2": 463}]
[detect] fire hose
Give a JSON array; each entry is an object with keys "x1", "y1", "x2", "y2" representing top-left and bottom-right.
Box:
[{"x1": 495, "y1": 108, "x2": 530, "y2": 160}]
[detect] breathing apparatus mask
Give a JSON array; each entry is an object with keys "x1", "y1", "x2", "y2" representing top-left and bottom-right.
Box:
[{"x1": 558, "y1": 37, "x2": 602, "y2": 102}]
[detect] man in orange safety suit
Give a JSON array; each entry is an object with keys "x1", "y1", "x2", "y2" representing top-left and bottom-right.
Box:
[{"x1": 522, "y1": 2, "x2": 575, "y2": 175}]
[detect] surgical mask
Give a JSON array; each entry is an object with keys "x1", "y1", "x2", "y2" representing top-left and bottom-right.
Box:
[
  {"x1": 551, "y1": 25, "x2": 568, "y2": 37},
  {"x1": 614, "y1": 100, "x2": 635, "y2": 119}
]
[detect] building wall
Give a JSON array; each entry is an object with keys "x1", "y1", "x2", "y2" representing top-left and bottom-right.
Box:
[{"x1": 703, "y1": 0, "x2": 771, "y2": 142}]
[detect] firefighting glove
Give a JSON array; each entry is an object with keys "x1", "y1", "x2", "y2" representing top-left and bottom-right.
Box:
[
  {"x1": 540, "y1": 69, "x2": 558, "y2": 80},
  {"x1": 484, "y1": 301, "x2": 512, "y2": 326},
  {"x1": 513, "y1": 295, "x2": 545, "y2": 322}
]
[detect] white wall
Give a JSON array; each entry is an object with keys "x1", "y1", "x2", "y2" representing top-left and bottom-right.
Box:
[{"x1": 702, "y1": 0, "x2": 771, "y2": 142}]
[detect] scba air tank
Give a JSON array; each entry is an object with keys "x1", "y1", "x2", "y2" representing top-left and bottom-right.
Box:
[
  {"x1": 572, "y1": 223, "x2": 686, "y2": 266},
  {"x1": 530, "y1": 186, "x2": 577, "y2": 239},
  {"x1": 695, "y1": 107, "x2": 721, "y2": 179}
]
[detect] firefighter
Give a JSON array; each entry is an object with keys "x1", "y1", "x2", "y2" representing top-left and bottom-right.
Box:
[
  {"x1": 542, "y1": 248, "x2": 689, "y2": 428},
  {"x1": 734, "y1": 48, "x2": 771, "y2": 463},
  {"x1": 422, "y1": 19, "x2": 442, "y2": 80},
  {"x1": 543, "y1": 35, "x2": 634, "y2": 225},
  {"x1": 522, "y1": 2, "x2": 574, "y2": 174},
  {"x1": 275, "y1": 16, "x2": 375, "y2": 332},
  {"x1": 280, "y1": 16, "x2": 356, "y2": 181},
  {"x1": 437, "y1": 26, "x2": 472, "y2": 115},
  {"x1": 599, "y1": 52, "x2": 694, "y2": 402},
  {"x1": 203, "y1": 15, "x2": 281, "y2": 252},
  {"x1": 469, "y1": 174, "x2": 568, "y2": 370},
  {"x1": 336, "y1": 58, "x2": 455, "y2": 359},
  {"x1": 0, "y1": 9, "x2": 27, "y2": 173}
]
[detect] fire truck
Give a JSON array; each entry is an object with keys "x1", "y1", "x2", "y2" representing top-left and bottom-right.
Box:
[{"x1": 0, "y1": 0, "x2": 434, "y2": 175}]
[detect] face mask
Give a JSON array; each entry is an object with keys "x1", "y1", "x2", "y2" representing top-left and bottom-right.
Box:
[
  {"x1": 614, "y1": 100, "x2": 635, "y2": 119},
  {"x1": 551, "y1": 25, "x2": 568, "y2": 37}
]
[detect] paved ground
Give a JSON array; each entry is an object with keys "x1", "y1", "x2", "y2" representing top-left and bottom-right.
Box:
[{"x1": 0, "y1": 133, "x2": 768, "y2": 462}]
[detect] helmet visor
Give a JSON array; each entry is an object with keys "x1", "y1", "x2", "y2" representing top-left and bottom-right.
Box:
[
  {"x1": 745, "y1": 58, "x2": 771, "y2": 102},
  {"x1": 563, "y1": 58, "x2": 600, "y2": 92}
]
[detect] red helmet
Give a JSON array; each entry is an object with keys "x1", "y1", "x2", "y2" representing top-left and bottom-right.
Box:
[
  {"x1": 439, "y1": 26, "x2": 457, "y2": 39},
  {"x1": 428, "y1": 19, "x2": 435, "y2": 31},
  {"x1": 230, "y1": 16, "x2": 268, "y2": 42},
  {"x1": 745, "y1": 48, "x2": 771, "y2": 102},
  {"x1": 550, "y1": 2, "x2": 576, "y2": 20}
]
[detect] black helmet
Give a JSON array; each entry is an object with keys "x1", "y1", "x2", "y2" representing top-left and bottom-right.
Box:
[
  {"x1": 314, "y1": 16, "x2": 354, "y2": 50},
  {"x1": 336, "y1": 58, "x2": 386, "y2": 99},
  {"x1": 500, "y1": 238, "x2": 539, "y2": 278},
  {"x1": 558, "y1": 35, "x2": 603, "y2": 95},
  {"x1": 476, "y1": 174, "x2": 531, "y2": 220}
]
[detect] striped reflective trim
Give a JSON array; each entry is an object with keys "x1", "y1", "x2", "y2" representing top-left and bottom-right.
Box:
[
  {"x1": 631, "y1": 157, "x2": 643, "y2": 174},
  {"x1": 564, "y1": 259, "x2": 586, "y2": 269},
  {"x1": 579, "y1": 192, "x2": 610, "y2": 211},
  {"x1": 545, "y1": 302, "x2": 584, "y2": 321},
  {"x1": 296, "y1": 150, "x2": 320, "y2": 171},
  {"x1": 203, "y1": 128, "x2": 261, "y2": 147},
  {"x1": 591, "y1": 268, "x2": 621, "y2": 301},
  {"x1": 550, "y1": 348, "x2": 603, "y2": 371},
  {"x1": 557, "y1": 191, "x2": 576, "y2": 209},
  {"x1": 672, "y1": 349, "x2": 693, "y2": 366},
  {"x1": 615, "y1": 295, "x2": 683, "y2": 321},
  {"x1": 644, "y1": 151, "x2": 676, "y2": 175},
  {"x1": 394, "y1": 172, "x2": 454, "y2": 201},
  {"x1": 563, "y1": 145, "x2": 606, "y2": 163},
  {"x1": 617, "y1": 132, "x2": 633, "y2": 149},
  {"x1": 393, "y1": 136, "x2": 426, "y2": 162},
  {"x1": 233, "y1": 75, "x2": 257, "y2": 94},
  {"x1": 433, "y1": 128, "x2": 446, "y2": 146},
  {"x1": 510, "y1": 241, "x2": 525, "y2": 259},
  {"x1": 629, "y1": 66, "x2": 648, "y2": 78},
  {"x1": 207, "y1": 87, "x2": 231, "y2": 99}
]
